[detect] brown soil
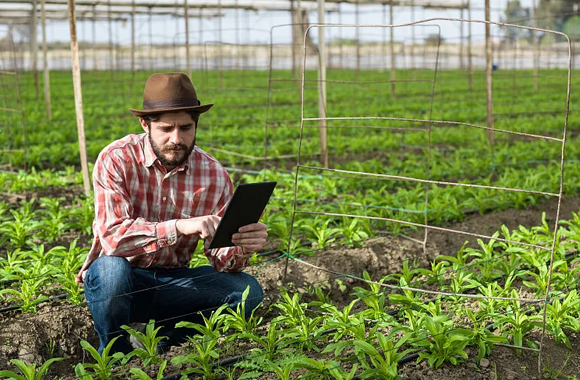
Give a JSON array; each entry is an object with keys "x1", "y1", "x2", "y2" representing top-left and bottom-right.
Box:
[{"x1": 1, "y1": 195, "x2": 580, "y2": 378}]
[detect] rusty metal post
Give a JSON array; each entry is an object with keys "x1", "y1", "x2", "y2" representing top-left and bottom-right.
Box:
[
  {"x1": 317, "y1": 0, "x2": 328, "y2": 168},
  {"x1": 67, "y1": 0, "x2": 91, "y2": 196},
  {"x1": 41, "y1": 0, "x2": 51, "y2": 118},
  {"x1": 485, "y1": 0, "x2": 494, "y2": 144}
]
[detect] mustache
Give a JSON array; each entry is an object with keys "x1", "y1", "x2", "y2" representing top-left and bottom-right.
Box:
[{"x1": 164, "y1": 144, "x2": 188, "y2": 151}]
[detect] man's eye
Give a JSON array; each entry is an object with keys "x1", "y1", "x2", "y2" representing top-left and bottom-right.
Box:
[{"x1": 180, "y1": 125, "x2": 193, "y2": 131}]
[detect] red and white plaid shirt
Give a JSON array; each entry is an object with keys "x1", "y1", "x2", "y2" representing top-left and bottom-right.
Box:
[{"x1": 78, "y1": 133, "x2": 246, "y2": 276}]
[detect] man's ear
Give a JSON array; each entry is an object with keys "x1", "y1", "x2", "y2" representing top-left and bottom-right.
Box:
[{"x1": 139, "y1": 118, "x2": 148, "y2": 133}]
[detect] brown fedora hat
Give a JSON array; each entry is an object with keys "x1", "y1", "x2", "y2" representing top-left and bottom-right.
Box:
[{"x1": 129, "y1": 73, "x2": 213, "y2": 117}]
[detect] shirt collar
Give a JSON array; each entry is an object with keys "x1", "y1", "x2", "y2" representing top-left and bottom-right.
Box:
[{"x1": 143, "y1": 133, "x2": 193, "y2": 173}]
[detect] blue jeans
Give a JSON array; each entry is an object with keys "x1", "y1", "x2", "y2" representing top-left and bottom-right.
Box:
[{"x1": 84, "y1": 255, "x2": 263, "y2": 354}]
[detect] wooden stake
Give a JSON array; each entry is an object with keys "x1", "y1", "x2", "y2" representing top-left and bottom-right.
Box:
[
  {"x1": 41, "y1": 0, "x2": 51, "y2": 119},
  {"x1": 485, "y1": 0, "x2": 494, "y2": 145},
  {"x1": 390, "y1": 0, "x2": 395, "y2": 98},
  {"x1": 31, "y1": 0, "x2": 40, "y2": 100},
  {"x1": 468, "y1": 0, "x2": 473, "y2": 92},
  {"x1": 318, "y1": 0, "x2": 328, "y2": 168},
  {"x1": 185, "y1": 0, "x2": 191, "y2": 79},
  {"x1": 67, "y1": 0, "x2": 91, "y2": 196}
]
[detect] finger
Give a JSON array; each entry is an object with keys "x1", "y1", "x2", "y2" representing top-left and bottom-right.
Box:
[
  {"x1": 209, "y1": 215, "x2": 221, "y2": 229},
  {"x1": 200, "y1": 223, "x2": 212, "y2": 239},
  {"x1": 207, "y1": 221, "x2": 216, "y2": 238},
  {"x1": 238, "y1": 222, "x2": 267, "y2": 233},
  {"x1": 232, "y1": 231, "x2": 268, "y2": 240},
  {"x1": 234, "y1": 239, "x2": 267, "y2": 249}
]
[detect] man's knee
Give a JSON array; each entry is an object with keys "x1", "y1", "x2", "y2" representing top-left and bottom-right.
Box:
[{"x1": 85, "y1": 255, "x2": 133, "y2": 294}]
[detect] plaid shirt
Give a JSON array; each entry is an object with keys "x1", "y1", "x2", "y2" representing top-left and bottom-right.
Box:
[{"x1": 78, "y1": 133, "x2": 246, "y2": 275}]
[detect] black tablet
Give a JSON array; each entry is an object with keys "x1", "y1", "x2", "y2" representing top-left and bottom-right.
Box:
[{"x1": 208, "y1": 181, "x2": 277, "y2": 249}]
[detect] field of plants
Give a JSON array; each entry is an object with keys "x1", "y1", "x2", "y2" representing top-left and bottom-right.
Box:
[{"x1": 2, "y1": 67, "x2": 580, "y2": 379}]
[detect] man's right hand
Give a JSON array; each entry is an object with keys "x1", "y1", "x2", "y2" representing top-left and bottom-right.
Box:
[{"x1": 176, "y1": 215, "x2": 221, "y2": 240}]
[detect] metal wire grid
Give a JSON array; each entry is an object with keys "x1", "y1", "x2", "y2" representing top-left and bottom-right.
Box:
[{"x1": 285, "y1": 18, "x2": 571, "y2": 376}]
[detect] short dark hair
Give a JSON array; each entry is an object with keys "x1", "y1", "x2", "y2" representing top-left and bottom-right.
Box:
[{"x1": 142, "y1": 111, "x2": 200, "y2": 128}]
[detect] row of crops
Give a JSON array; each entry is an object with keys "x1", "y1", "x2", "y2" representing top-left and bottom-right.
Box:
[{"x1": 1, "y1": 68, "x2": 580, "y2": 378}]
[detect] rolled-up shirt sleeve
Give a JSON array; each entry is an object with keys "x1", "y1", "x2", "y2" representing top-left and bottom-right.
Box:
[
  {"x1": 205, "y1": 172, "x2": 249, "y2": 272},
  {"x1": 94, "y1": 153, "x2": 178, "y2": 257}
]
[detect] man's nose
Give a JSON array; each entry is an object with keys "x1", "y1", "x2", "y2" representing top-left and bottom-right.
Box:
[{"x1": 169, "y1": 128, "x2": 181, "y2": 145}]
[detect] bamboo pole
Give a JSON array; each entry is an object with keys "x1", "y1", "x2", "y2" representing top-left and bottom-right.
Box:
[
  {"x1": 297, "y1": 0, "x2": 302, "y2": 74},
  {"x1": 184, "y1": 0, "x2": 190, "y2": 78},
  {"x1": 382, "y1": 4, "x2": 386, "y2": 69},
  {"x1": 41, "y1": 0, "x2": 51, "y2": 118},
  {"x1": 390, "y1": 0, "x2": 395, "y2": 98},
  {"x1": 31, "y1": 0, "x2": 40, "y2": 100},
  {"x1": 67, "y1": 0, "x2": 91, "y2": 196},
  {"x1": 485, "y1": 0, "x2": 494, "y2": 145},
  {"x1": 411, "y1": 0, "x2": 415, "y2": 78},
  {"x1": 317, "y1": 0, "x2": 328, "y2": 168},
  {"x1": 468, "y1": 0, "x2": 473, "y2": 92}
]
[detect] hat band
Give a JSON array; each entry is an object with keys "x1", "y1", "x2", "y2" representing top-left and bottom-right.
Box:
[{"x1": 143, "y1": 98, "x2": 201, "y2": 110}]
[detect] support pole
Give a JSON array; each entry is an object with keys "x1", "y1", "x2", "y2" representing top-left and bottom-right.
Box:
[
  {"x1": 131, "y1": 0, "x2": 135, "y2": 88},
  {"x1": 31, "y1": 0, "x2": 40, "y2": 100},
  {"x1": 108, "y1": 0, "x2": 114, "y2": 76},
  {"x1": 218, "y1": 0, "x2": 224, "y2": 88},
  {"x1": 460, "y1": 7, "x2": 464, "y2": 69},
  {"x1": 355, "y1": 0, "x2": 360, "y2": 79},
  {"x1": 411, "y1": 0, "x2": 415, "y2": 76},
  {"x1": 291, "y1": 0, "x2": 297, "y2": 79},
  {"x1": 41, "y1": 0, "x2": 51, "y2": 119},
  {"x1": 93, "y1": 4, "x2": 97, "y2": 71},
  {"x1": 390, "y1": 0, "x2": 395, "y2": 98},
  {"x1": 485, "y1": 0, "x2": 494, "y2": 144},
  {"x1": 533, "y1": 0, "x2": 539, "y2": 90},
  {"x1": 184, "y1": 0, "x2": 191, "y2": 79},
  {"x1": 67, "y1": 0, "x2": 91, "y2": 196},
  {"x1": 468, "y1": 0, "x2": 473, "y2": 92},
  {"x1": 317, "y1": 0, "x2": 328, "y2": 168}
]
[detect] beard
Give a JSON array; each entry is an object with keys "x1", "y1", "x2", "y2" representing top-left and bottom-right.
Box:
[{"x1": 149, "y1": 132, "x2": 196, "y2": 168}]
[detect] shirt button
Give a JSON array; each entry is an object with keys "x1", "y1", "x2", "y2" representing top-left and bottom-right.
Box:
[{"x1": 162, "y1": 196, "x2": 167, "y2": 202}]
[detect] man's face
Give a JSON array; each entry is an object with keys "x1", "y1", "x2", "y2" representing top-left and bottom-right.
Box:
[{"x1": 141, "y1": 111, "x2": 197, "y2": 170}]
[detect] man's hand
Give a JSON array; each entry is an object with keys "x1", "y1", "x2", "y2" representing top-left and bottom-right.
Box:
[
  {"x1": 231, "y1": 222, "x2": 268, "y2": 257},
  {"x1": 176, "y1": 215, "x2": 221, "y2": 239}
]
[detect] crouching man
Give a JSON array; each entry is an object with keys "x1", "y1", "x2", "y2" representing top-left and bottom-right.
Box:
[{"x1": 76, "y1": 73, "x2": 267, "y2": 354}]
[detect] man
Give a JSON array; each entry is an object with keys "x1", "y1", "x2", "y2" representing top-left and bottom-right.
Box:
[{"x1": 76, "y1": 73, "x2": 268, "y2": 355}]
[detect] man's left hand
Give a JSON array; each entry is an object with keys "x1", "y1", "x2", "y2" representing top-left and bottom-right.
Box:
[{"x1": 231, "y1": 222, "x2": 268, "y2": 257}]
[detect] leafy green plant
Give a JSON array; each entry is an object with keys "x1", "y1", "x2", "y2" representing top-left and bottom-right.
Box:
[
  {"x1": 415, "y1": 315, "x2": 472, "y2": 368},
  {"x1": 224, "y1": 286, "x2": 263, "y2": 336},
  {"x1": 129, "y1": 360, "x2": 167, "y2": 380},
  {"x1": 354, "y1": 333, "x2": 412, "y2": 379},
  {"x1": 0, "y1": 358, "x2": 64, "y2": 380},
  {"x1": 122, "y1": 320, "x2": 167, "y2": 366},
  {"x1": 75, "y1": 337, "x2": 127, "y2": 380}
]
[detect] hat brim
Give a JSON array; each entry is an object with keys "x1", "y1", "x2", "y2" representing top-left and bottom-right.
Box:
[{"x1": 129, "y1": 103, "x2": 213, "y2": 117}]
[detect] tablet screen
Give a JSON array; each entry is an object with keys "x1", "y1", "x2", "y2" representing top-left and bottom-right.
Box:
[{"x1": 208, "y1": 181, "x2": 277, "y2": 249}]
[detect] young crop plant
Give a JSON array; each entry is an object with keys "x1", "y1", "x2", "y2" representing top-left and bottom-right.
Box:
[
  {"x1": 494, "y1": 291, "x2": 542, "y2": 353},
  {"x1": 223, "y1": 286, "x2": 263, "y2": 337},
  {"x1": 341, "y1": 219, "x2": 369, "y2": 248},
  {"x1": 75, "y1": 338, "x2": 127, "y2": 380},
  {"x1": 352, "y1": 271, "x2": 389, "y2": 319},
  {"x1": 544, "y1": 290, "x2": 580, "y2": 349},
  {"x1": 0, "y1": 358, "x2": 64, "y2": 380},
  {"x1": 129, "y1": 360, "x2": 167, "y2": 380},
  {"x1": 417, "y1": 260, "x2": 450, "y2": 287},
  {"x1": 122, "y1": 320, "x2": 167, "y2": 366},
  {"x1": 241, "y1": 321, "x2": 299, "y2": 361},
  {"x1": 353, "y1": 333, "x2": 413, "y2": 380},
  {"x1": 294, "y1": 357, "x2": 358, "y2": 380},
  {"x1": 170, "y1": 333, "x2": 221, "y2": 379},
  {"x1": 464, "y1": 309, "x2": 507, "y2": 365},
  {"x1": 272, "y1": 287, "x2": 308, "y2": 328},
  {"x1": 303, "y1": 217, "x2": 340, "y2": 249},
  {"x1": 415, "y1": 315, "x2": 472, "y2": 368},
  {"x1": 0, "y1": 278, "x2": 49, "y2": 313}
]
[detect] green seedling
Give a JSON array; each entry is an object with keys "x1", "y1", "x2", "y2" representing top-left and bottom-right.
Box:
[
  {"x1": 415, "y1": 315, "x2": 472, "y2": 368},
  {"x1": 0, "y1": 358, "x2": 64, "y2": 380},
  {"x1": 75, "y1": 337, "x2": 127, "y2": 380},
  {"x1": 354, "y1": 333, "x2": 412, "y2": 380},
  {"x1": 122, "y1": 320, "x2": 167, "y2": 366},
  {"x1": 129, "y1": 360, "x2": 167, "y2": 380},
  {"x1": 224, "y1": 286, "x2": 263, "y2": 336}
]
